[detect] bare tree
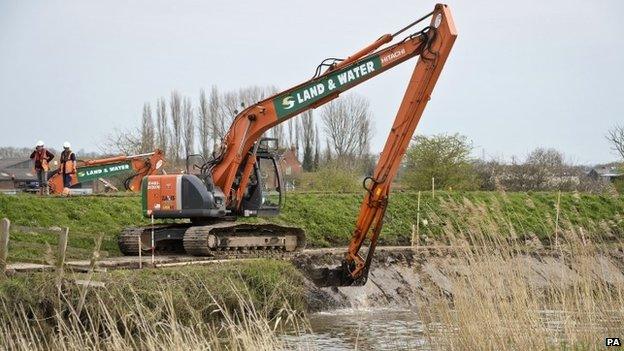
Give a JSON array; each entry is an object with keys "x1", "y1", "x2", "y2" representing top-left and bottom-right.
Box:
[
  {"x1": 287, "y1": 119, "x2": 296, "y2": 149},
  {"x1": 0, "y1": 147, "x2": 36, "y2": 158},
  {"x1": 501, "y1": 148, "x2": 570, "y2": 191},
  {"x1": 140, "y1": 103, "x2": 155, "y2": 153},
  {"x1": 270, "y1": 123, "x2": 285, "y2": 148},
  {"x1": 169, "y1": 91, "x2": 183, "y2": 164},
  {"x1": 300, "y1": 111, "x2": 315, "y2": 171},
  {"x1": 212, "y1": 86, "x2": 281, "y2": 150},
  {"x1": 324, "y1": 138, "x2": 332, "y2": 164},
  {"x1": 357, "y1": 118, "x2": 372, "y2": 157},
  {"x1": 321, "y1": 93, "x2": 373, "y2": 159},
  {"x1": 314, "y1": 125, "x2": 321, "y2": 170},
  {"x1": 198, "y1": 89, "x2": 210, "y2": 157},
  {"x1": 102, "y1": 128, "x2": 142, "y2": 155},
  {"x1": 182, "y1": 97, "x2": 195, "y2": 159},
  {"x1": 607, "y1": 124, "x2": 624, "y2": 160},
  {"x1": 208, "y1": 86, "x2": 221, "y2": 152},
  {"x1": 218, "y1": 91, "x2": 240, "y2": 138},
  {"x1": 156, "y1": 98, "x2": 168, "y2": 154}
]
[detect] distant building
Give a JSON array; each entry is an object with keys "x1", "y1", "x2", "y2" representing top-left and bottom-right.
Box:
[
  {"x1": 280, "y1": 148, "x2": 302, "y2": 177},
  {"x1": 0, "y1": 158, "x2": 38, "y2": 190},
  {"x1": 588, "y1": 164, "x2": 623, "y2": 182},
  {"x1": 279, "y1": 147, "x2": 302, "y2": 190}
]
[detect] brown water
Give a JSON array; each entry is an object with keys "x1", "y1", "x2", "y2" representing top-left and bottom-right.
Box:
[
  {"x1": 281, "y1": 307, "x2": 614, "y2": 350},
  {"x1": 282, "y1": 308, "x2": 432, "y2": 350}
]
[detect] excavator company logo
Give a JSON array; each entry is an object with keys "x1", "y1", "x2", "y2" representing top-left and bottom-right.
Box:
[
  {"x1": 281, "y1": 96, "x2": 296, "y2": 110},
  {"x1": 274, "y1": 55, "x2": 382, "y2": 118},
  {"x1": 380, "y1": 48, "x2": 406, "y2": 65},
  {"x1": 76, "y1": 162, "x2": 132, "y2": 182}
]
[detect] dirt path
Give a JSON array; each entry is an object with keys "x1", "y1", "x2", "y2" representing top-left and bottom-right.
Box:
[{"x1": 5, "y1": 246, "x2": 419, "y2": 273}]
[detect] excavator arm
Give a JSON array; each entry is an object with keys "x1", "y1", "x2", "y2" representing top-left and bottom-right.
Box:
[
  {"x1": 316, "y1": 5, "x2": 457, "y2": 286},
  {"x1": 209, "y1": 4, "x2": 456, "y2": 286},
  {"x1": 48, "y1": 150, "x2": 165, "y2": 194}
]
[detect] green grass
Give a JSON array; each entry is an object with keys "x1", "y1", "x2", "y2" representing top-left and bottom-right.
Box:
[
  {"x1": 1, "y1": 191, "x2": 623, "y2": 263},
  {"x1": 274, "y1": 190, "x2": 624, "y2": 247},
  {"x1": 0, "y1": 194, "x2": 148, "y2": 262}
]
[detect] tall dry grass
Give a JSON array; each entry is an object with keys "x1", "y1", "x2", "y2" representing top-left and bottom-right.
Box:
[
  {"x1": 0, "y1": 278, "x2": 310, "y2": 351},
  {"x1": 419, "y1": 196, "x2": 624, "y2": 350}
]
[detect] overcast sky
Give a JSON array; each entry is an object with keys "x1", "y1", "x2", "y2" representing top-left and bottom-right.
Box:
[{"x1": 1, "y1": 0, "x2": 622, "y2": 164}]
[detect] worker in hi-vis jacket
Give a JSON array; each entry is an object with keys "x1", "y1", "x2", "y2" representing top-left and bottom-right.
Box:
[
  {"x1": 59, "y1": 141, "x2": 76, "y2": 191},
  {"x1": 29, "y1": 140, "x2": 55, "y2": 195}
]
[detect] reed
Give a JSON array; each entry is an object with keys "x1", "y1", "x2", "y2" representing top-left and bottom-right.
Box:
[
  {"x1": 0, "y1": 275, "x2": 310, "y2": 351},
  {"x1": 419, "y1": 196, "x2": 624, "y2": 350}
]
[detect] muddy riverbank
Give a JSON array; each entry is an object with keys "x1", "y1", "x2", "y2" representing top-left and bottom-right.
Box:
[{"x1": 292, "y1": 246, "x2": 624, "y2": 312}]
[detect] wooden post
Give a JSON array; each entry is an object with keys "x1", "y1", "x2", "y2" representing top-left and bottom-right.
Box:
[
  {"x1": 57, "y1": 227, "x2": 69, "y2": 270},
  {"x1": 56, "y1": 227, "x2": 69, "y2": 300},
  {"x1": 416, "y1": 191, "x2": 421, "y2": 244},
  {"x1": 0, "y1": 218, "x2": 10, "y2": 276},
  {"x1": 432, "y1": 177, "x2": 435, "y2": 199},
  {"x1": 138, "y1": 230, "x2": 142, "y2": 269},
  {"x1": 554, "y1": 191, "x2": 561, "y2": 245},
  {"x1": 76, "y1": 235, "x2": 103, "y2": 316},
  {"x1": 151, "y1": 214, "x2": 155, "y2": 265}
]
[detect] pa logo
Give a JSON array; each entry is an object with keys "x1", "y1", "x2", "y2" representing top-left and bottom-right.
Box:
[
  {"x1": 281, "y1": 96, "x2": 295, "y2": 110},
  {"x1": 606, "y1": 337, "x2": 621, "y2": 347}
]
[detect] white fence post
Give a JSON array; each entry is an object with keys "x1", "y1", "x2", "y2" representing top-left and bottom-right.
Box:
[{"x1": 0, "y1": 218, "x2": 10, "y2": 276}]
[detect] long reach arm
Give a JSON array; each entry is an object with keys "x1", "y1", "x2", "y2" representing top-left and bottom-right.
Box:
[{"x1": 212, "y1": 4, "x2": 457, "y2": 286}]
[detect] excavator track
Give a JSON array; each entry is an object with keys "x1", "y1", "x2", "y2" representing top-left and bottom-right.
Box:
[
  {"x1": 118, "y1": 227, "x2": 143, "y2": 255},
  {"x1": 183, "y1": 222, "x2": 305, "y2": 256},
  {"x1": 118, "y1": 222, "x2": 306, "y2": 257}
]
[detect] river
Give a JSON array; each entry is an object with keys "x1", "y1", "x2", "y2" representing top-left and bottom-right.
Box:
[{"x1": 282, "y1": 307, "x2": 433, "y2": 350}]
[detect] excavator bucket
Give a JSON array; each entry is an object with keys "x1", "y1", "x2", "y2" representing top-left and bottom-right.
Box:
[{"x1": 308, "y1": 262, "x2": 368, "y2": 287}]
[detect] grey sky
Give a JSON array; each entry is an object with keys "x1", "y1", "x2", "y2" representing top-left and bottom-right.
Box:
[{"x1": 0, "y1": 0, "x2": 622, "y2": 164}]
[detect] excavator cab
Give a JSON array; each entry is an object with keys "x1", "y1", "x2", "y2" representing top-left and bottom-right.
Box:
[{"x1": 239, "y1": 139, "x2": 284, "y2": 217}]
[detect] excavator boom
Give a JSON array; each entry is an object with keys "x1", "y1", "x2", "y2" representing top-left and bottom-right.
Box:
[
  {"x1": 210, "y1": 6, "x2": 456, "y2": 208},
  {"x1": 48, "y1": 150, "x2": 164, "y2": 194}
]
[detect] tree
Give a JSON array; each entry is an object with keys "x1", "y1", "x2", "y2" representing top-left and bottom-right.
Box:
[
  {"x1": 102, "y1": 128, "x2": 142, "y2": 155},
  {"x1": 402, "y1": 133, "x2": 479, "y2": 191},
  {"x1": 270, "y1": 123, "x2": 285, "y2": 148},
  {"x1": 169, "y1": 91, "x2": 182, "y2": 164},
  {"x1": 140, "y1": 103, "x2": 155, "y2": 153},
  {"x1": 218, "y1": 91, "x2": 240, "y2": 137},
  {"x1": 182, "y1": 97, "x2": 195, "y2": 159},
  {"x1": 197, "y1": 89, "x2": 210, "y2": 157},
  {"x1": 208, "y1": 86, "x2": 222, "y2": 152},
  {"x1": 313, "y1": 125, "x2": 321, "y2": 170},
  {"x1": 321, "y1": 93, "x2": 373, "y2": 161},
  {"x1": 324, "y1": 138, "x2": 332, "y2": 164},
  {"x1": 0, "y1": 147, "x2": 36, "y2": 158},
  {"x1": 504, "y1": 148, "x2": 568, "y2": 191},
  {"x1": 607, "y1": 124, "x2": 624, "y2": 160},
  {"x1": 287, "y1": 119, "x2": 296, "y2": 150},
  {"x1": 155, "y1": 98, "x2": 168, "y2": 155},
  {"x1": 300, "y1": 111, "x2": 315, "y2": 171}
]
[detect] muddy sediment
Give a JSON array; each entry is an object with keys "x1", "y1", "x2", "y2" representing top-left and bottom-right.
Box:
[{"x1": 291, "y1": 246, "x2": 624, "y2": 312}]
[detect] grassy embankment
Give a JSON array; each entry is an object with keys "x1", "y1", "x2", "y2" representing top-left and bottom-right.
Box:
[
  {"x1": 0, "y1": 191, "x2": 623, "y2": 262},
  {"x1": 0, "y1": 192, "x2": 623, "y2": 349}
]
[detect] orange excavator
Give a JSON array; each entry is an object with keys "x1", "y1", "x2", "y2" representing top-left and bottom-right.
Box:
[
  {"x1": 119, "y1": 4, "x2": 456, "y2": 286},
  {"x1": 48, "y1": 150, "x2": 165, "y2": 194}
]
